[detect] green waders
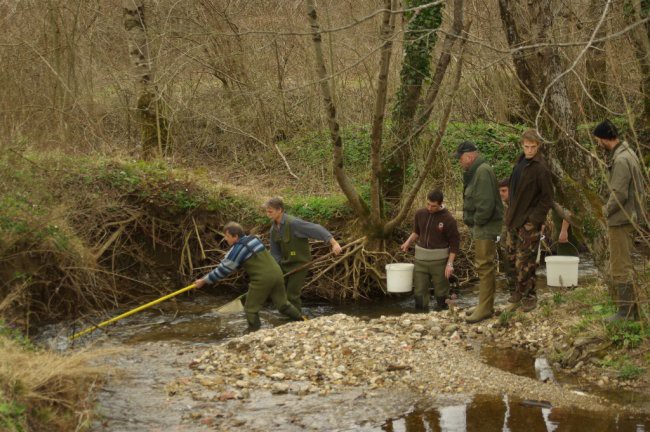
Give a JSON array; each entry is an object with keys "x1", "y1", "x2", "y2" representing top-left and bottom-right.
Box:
[
  {"x1": 466, "y1": 239, "x2": 496, "y2": 323},
  {"x1": 241, "y1": 249, "x2": 302, "y2": 329},
  {"x1": 606, "y1": 224, "x2": 638, "y2": 321},
  {"x1": 413, "y1": 259, "x2": 449, "y2": 310},
  {"x1": 271, "y1": 215, "x2": 311, "y2": 312}
]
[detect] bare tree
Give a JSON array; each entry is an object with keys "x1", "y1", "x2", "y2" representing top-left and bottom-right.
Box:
[
  {"x1": 123, "y1": 0, "x2": 168, "y2": 159},
  {"x1": 307, "y1": 0, "x2": 466, "y2": 243}
]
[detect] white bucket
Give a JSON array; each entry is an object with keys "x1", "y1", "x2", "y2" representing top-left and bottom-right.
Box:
[
  {"x1": 545, "y1": 256, "x2": 579, "y2": 287},
  {"x1": 386, "y1": 263, "x2": 414, "y2": 293}
]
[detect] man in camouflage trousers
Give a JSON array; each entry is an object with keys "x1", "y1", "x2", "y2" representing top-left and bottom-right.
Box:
[{"x1": 505, "y1": 129, "x2": 554, "y2": 312}]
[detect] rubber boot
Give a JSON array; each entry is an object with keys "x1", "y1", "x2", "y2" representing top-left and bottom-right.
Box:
[
  {"x1": 466, "y1": 285, "x2": 495, "y2": 323},
  {"x1": 414, "y1": 295, "x2": 428, "y2": 311},
  {"x1": 279, "y1": 303, "x2": 303, "y2": 321},
  {"x1": 246, "y1": 312, "x2": 262, "y2": 330},
  {"x1": 466, "y1": 240, "x2": 496, "y2": 323},
  {"x1": 464, "y1": 306, "x2": 476, "y2": 317},
  {"x1": 432, "y1": 296, "x2": 448, "y2": 312},
  {"x1": 605, "y1": 283, "x2": 637, "y2": 322}
]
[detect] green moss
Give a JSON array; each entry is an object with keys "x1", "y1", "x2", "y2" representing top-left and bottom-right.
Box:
[
  {"x1": 286, "y1": 195, "x2": 352, "y2": 224},
  {"x1": 0, "y1": 397, "x2": 26, "y2": 432}
]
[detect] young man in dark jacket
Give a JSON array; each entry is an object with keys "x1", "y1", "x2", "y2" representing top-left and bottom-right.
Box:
[
  {"x1": 455, "y1": 141, "x2": 504, "y2": 323},
  {"x1": 401, "y1": 190, "x2": 460, "y2": 311},
  {"x1": 505, "y1": 129, "x2": 554, "y2": 312}
]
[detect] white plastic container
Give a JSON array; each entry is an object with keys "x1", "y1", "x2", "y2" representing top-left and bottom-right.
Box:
[
  {"x1": 545, "y1": 256, "x2": 579, "y2": 287},
  {"x1": 385, "y1": 263, "x2": 415, "y2": 293}
]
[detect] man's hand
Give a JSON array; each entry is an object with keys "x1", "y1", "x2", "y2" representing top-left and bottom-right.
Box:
[
  {"x1": 400, "y1": 241, "x2": 410, "y2": 252},
  {"x1": 558, "y1": 229, "x2": 569, "y2": 243},
  {"x1": 331, "y1": 239, "x2": 343, "y2": 255},
  {"x1": 194, "y1": 278, "x2": 206, "y2": 288},
  {"x1": 444, "y1": 262, "x2": 454, "y2": 279}
]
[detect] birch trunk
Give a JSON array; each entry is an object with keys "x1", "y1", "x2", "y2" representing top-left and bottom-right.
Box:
[{"x1": 123, "y1": 0, "x2": 168, "y2": 159}]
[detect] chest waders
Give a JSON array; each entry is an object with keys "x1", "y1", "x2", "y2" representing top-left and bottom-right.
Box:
[
  {"x1": 271, "y1": 215, "x2": 312, "y2": 312},
  {"x1": 241, "y1": 244, "x2": 302, "y2": 329}
]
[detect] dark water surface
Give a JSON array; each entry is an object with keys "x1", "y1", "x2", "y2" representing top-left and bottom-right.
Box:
[{"x1": 382, "y1": 393, "x2": 649, "y2": 431}]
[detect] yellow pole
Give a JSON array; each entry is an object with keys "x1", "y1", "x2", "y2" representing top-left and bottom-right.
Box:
[{"x1": 69, "y1": 283, "x2": 196, "y2": 341}]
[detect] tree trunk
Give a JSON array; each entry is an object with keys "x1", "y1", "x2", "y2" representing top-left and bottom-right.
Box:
[
  {"x1": 369, "y1": 0, "x2": 396, "y2": 226},
  {"x1": 625, "y1": 0, "x2": 650, "y2": 125},
  {"x1": 382, "y1": 0, "x2": 443, "y2": 207},
  {"x1": 306, "y1": 0, "x2": 369, "y2": 219},
  {"x1": 123, "y1": 0, "x2": 168, "y2": 160},
  {"x1": 500, "y1": 0, "x2": 610, "y2": 266},
  {"x1": 306, "y1": 0, "x2": 465, "y2": 240},
  {"x1": 497, "y1": 0, "x2": 539, "y2": 122},
  {"x1": 585, "y1": 0, "x2": 608, "y2": 117}
]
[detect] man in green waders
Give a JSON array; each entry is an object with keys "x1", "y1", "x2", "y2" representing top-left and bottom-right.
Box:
[
  {"x1": 194, "y1": 222, "x2": 303, "y2": 329},
  {"x1": 265, "y1": 197, "x2": 342, "y2": 313},
  {"x1": 593, "y1": 120, "x2": 646, "y2": 321},
  {"x1": 455, "y1": 141, "x2": 504, "y2": 323}
]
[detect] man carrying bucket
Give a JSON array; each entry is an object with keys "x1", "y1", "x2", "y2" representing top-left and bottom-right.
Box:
[
  {"x1": 593, "y1": 120, "x2": 646, "y2": 321},
  {"x1": 455, "y1": 141, "x2": 504, "y2": 323},
  {"x1": 194, "y1": 222, "x2": 303, "y2": 329},
  {"x1": 401, "y1": 190, "x2": 460, "y2": 311}
]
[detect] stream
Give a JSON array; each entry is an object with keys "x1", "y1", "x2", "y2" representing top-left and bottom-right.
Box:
[{"x1": 36, "y1": 259, "x2": 650, "y2": 431}]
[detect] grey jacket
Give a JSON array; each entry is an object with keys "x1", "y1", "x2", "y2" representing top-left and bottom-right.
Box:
[{"x1": 605, "y1": 141, "x2": 646, "y2": 227}]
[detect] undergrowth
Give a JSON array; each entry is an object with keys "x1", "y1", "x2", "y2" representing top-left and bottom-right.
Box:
[
  {"x1": 553, "y1": 282, "x2": 649, "y2": 380},
  {"x1": 0, "y1": 321, "x2": 111, "y2": 432}
]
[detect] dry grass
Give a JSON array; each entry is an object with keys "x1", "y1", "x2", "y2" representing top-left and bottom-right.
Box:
[{"x1": 0, "y1": 335, "x2": 117, "y2": 432}]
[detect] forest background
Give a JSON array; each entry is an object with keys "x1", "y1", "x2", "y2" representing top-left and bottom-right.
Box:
[{"x1": 0, "y1": 0, "x2": 649, "y2": 430}]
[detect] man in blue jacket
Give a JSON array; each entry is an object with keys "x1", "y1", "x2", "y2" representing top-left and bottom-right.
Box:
[{"x1": 194, "y1": 222, "x2": 302, "y2": 329}]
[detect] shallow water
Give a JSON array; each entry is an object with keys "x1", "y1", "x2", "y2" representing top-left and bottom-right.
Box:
[
  {"x1": 383, "y1": 393, "x2": 650, "y2": 431},
  {"x1": 34, "y1": 256, "x2": 650, "y2": 431}
]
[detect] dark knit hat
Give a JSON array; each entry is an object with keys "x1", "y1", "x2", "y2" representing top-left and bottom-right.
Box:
[
  {"x1": 498, "y1": 178, "x2": 510, "y2": 188},
  {"x1": 453, "y1": 141, "x2": 477, "y2": 159},
  {"x1": 592, "y1": 120, "x2": 618, "y2": 140}
]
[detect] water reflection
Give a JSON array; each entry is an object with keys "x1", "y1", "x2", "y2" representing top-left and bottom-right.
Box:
[{"x1": 381, "y1": 394, "x2": 649, "y2": 431}]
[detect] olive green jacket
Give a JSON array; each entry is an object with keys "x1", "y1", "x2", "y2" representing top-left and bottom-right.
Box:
[
  {"x1": 463, "y1": 157, "x2": 504, "y2": 240},
  {"x1": 605, "y1": 141, "x2": 646, "y2": 227}
]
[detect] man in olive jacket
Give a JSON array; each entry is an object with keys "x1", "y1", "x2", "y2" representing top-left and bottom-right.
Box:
[
  {"x1": 505, "y1": 129, "x2": 554, "y2": 312},
  {"x1": 455, "y1": 141, "x2": 504, "y2": 323},
  {"x1": 593, "y1": 120, "x2": 646, "y2": 321},
  {"x1": 265, "y1": 197, "x2": 342, "y2": 313}
]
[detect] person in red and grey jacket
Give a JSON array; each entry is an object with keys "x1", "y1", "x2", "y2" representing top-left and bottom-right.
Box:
[{"x1": 401, "y1": 190, "x2": 460, "y2": 311}]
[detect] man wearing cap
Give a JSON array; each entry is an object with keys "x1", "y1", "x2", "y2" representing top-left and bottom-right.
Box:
[
  {"x1": 505, "y1": 129, "x2": 554, "y2": 313},
  {"x1": 455, "y1": 141, "x2": 504, "y2": 323},
  {"x1": 593, "y1": 119, "x2": 645, "y2": 321},
  {"x1": 401, "y1": 189, "x2": 460, "y2": 312}
]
